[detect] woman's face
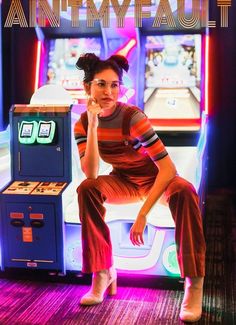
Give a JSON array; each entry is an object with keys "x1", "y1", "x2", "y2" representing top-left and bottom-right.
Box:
[{"x1": 86, "y1": 68, "x2": 120, "y2": 111}]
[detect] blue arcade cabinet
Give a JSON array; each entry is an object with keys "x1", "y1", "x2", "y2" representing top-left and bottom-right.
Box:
[{"x1": 0, "y1": 104, "x2": 71, "y2": 272}]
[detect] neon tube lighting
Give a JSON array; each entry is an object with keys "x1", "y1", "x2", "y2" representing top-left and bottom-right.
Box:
[
  {"x1": 205, "y1": 35, "x2": 209, "y2": 115},
  {"x1": 34, "y1": 41, "x2": 42, "y2": 92}
]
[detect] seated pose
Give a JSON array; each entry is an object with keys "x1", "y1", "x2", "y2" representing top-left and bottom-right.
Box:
[{"x1": 74, "y1": 53, "x2": 206, "y2": 323}]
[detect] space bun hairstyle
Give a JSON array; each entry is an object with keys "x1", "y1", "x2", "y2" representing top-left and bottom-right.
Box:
[{"x1": 76, "y1": 53, "x2": 129, "y2": 83}]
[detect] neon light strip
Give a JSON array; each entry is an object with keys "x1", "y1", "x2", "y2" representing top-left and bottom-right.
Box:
[
  {"x1": 34, "y1": 41, "x2": 42, "y2": 92},
  {"x1": 113, "y1": 230, "x2": 165, "y2": 271},
  {"x1": 205, "y1": 35, "x2": 209, "y2": 115},
  {"x1": 195, "y1": 112, "x2": 208, "y2": 190}
]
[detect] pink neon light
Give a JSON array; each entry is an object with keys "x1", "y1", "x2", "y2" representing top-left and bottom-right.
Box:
[
  {"x1": 34, "y1": 41, "x2": 42, "y2": 92},
  {"x1": 205, "y1": 35, "x2": 209, "y2": 115},
  {"x1": 116, "y1": 38, "x2": 136, "y2": 57}
]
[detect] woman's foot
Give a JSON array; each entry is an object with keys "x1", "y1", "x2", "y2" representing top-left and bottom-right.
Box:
[
  {"x1": 80, "y1": 266, "x2": 117, "y2": 306},
  {"x1": 179, "y1": 277, "x2": 204, "y2": 323}
]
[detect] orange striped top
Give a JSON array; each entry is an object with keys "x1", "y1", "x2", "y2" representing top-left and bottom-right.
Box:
[{"x1": 74, "y1": 103, "x2": 168, "y2": 168}]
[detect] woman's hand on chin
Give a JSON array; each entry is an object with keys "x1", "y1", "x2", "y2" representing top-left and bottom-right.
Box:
[{"x1": 87, "y1": 97, "x2": 104, "y2": 128}]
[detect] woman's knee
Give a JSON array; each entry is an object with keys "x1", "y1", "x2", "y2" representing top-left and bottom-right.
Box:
[
  {"x1": 77, "y1": 178, "x2": 99, "y2": 195},
  {"x1": 165, "y1": 176, "x2": 197, "y2": 200}
]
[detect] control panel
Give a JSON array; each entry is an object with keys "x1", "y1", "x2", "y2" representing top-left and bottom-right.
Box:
[{"x1": 3, "y1": 181, "x2": 67, "y2": 196}]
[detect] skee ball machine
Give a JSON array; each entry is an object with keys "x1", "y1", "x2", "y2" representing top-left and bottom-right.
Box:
[{"x1": 0, "y1": 104, "x2": 71, "y2": 272}]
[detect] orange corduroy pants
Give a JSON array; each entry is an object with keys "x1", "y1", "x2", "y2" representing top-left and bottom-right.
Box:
[{"x1": 77, "y1": 175, "x2": 206, "y2": 278}]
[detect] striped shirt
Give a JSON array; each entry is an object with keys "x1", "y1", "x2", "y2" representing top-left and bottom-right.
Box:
[{"x1": 74, "y1": 103, "x2": 168, "y2": 169}]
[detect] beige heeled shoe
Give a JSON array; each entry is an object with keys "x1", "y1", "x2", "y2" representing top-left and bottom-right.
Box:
[
  {"x1": 179, "y1": 277, "x2": 204, "y2": 323},
  {"x1": 80, "y1": 266, "x2": 117, "y2": 306}
]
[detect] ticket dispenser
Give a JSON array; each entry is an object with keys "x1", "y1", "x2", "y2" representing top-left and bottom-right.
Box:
[{"x1": 0, "y1": 105, "x2": 71, "y2": 272}]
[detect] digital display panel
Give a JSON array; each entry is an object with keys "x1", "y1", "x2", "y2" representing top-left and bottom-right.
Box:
[
  {"x1": 20, "y1": 123, "x2": 34, "y2": 138},
  {"x1": 144, "y1": 34, "x2": 202, "y2": 130},
  {"x1": 38, "y1": 123, "x2": 51, "y2": 138},
  {"x1": 37, "y1": 121, "x2": 56, "y2": 144},
  {"x1": 46, "y1": 38, "x2": 102, "y2": 103}
]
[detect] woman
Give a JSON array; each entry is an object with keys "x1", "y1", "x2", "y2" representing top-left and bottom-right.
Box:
[{"x1": 74, "y1": 53, "x2": 206, "y2": 323}]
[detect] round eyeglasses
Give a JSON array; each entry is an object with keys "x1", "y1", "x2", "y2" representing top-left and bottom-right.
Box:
[{"x1": 89, "y1": 79, "x2": 122, "y2": 91}]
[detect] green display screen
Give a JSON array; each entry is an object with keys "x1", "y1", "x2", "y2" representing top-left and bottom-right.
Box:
[
  {"x1": 37, "y1": 121, "x2": 56, "y2": 144},
  {"x1": 18, "y1": 121, "x2": 38, "y2": 144}
]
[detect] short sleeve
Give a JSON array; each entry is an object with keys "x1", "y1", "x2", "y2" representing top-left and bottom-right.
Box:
[
  {"x1": 130, "y1": 110, "x2": 168, "y2": 161},
  {"x1": 74, "y1": 118, "x2": 87, "y2": 159}
]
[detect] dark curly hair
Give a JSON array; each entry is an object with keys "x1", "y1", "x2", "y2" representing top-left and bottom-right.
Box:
[{"x1": 76, "y1": 53, "x2": 129, "y2": 83}]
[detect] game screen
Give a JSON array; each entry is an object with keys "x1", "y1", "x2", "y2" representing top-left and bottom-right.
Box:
[
  {"x1": 20, "y1": 123, "x2": 34, "y2": 138},
  {"x1": 38, "y1": 123, "x2": 51, "y2": 137},
  {"x1": 144, "y1": 34, "x2": 201, "y2": 130},
  {"x1": 46, "y1": 38, "x2": 102, "y2": 103}
]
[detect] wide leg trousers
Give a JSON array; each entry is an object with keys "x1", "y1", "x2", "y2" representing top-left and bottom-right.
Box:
[{"x1": 77, "y1": 175, "x2": 206, "y2": 278}]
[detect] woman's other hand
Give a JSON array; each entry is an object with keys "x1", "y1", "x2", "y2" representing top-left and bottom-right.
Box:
[{"x1": 130, "y1": 215, "x2": 147, "y2": 246}]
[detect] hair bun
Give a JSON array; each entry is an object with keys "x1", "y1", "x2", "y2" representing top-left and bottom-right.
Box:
[
  {"x1": 76, "y1": 53, "x2": 100, "y2": 72},
  {"x1": 109, "y1": 55, "x2": 129, "y2": 72}
]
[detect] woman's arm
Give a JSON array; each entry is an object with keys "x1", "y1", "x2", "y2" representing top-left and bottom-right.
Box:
[
  {"x1": 81, "y1": 98, "x2": 103, "y2": 179},
  {"x1": 130, "y1": 154, "x2": 177, "y2": 246}
]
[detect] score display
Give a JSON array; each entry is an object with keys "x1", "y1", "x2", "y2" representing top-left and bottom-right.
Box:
[
  {"x1": 39, "y1": 123, "x2": 51, "y2": 137},
  {"x1": 18, "y1": 120, "x2": 56, "y2": 144},
  {"x1": 144, "y1": 34, "x2": 202, "y2": 130},
  {"x1": 46, "y1": 38, "x2": 102, "y2": 103},
  {"x1": 18, "y1": 121, "x2": 38, "y2": 144},
  {"x1": 37, "y1": 121, "x2": 56, "y2": 144}
]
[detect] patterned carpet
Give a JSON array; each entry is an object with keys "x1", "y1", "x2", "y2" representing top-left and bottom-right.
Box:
[{"x1": 0, "y1": 192, "x2": 235, "y2": 325}]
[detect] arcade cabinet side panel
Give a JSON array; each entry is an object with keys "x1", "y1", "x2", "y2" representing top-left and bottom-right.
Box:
[{"x1": 0, "y1": 193, "x2": 65, "y2": 272}]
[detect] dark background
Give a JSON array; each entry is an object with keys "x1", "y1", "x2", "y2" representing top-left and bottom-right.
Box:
[{"x1": 1, "y1": 1, "x2": 236, "y2": 192}]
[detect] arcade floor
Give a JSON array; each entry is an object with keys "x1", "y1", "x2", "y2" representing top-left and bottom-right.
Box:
[{"x1": 0, "y1": 191, "x2": 235, "y2": 325}]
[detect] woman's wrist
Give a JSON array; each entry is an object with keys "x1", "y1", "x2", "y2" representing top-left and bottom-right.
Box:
[
  {"x1": 88, "y1": 124, "x2": 98, "y2": 131},
  {"x1": 137, "y1": 213, "x2": 147, "y2": 220}
]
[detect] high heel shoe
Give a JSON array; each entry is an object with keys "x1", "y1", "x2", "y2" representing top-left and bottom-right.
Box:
[
  {"x1": 179, "y1": 277, "x2": 204, "y2": 323},
  {"x1": 80, "y1": 266, "x2": 117, "y2": 306}
]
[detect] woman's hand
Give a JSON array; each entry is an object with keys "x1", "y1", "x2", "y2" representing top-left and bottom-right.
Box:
[
  {"x1": 87, "y1": 97, "x2": 104, "y2": 129},
  {"x1": 130, "y1": 215, "x2": 147, "y2": 246}
]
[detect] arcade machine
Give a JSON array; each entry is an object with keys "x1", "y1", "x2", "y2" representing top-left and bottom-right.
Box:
[{"x1": 0, "y1": 103, "x2": 72, "y2": 272}]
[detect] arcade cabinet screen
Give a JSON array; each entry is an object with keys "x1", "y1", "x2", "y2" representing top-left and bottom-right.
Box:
[
  {"x1": 38, "y1": 123, "x2": 51, "y2": 137},
  {"x1": 20, "y1": 123, "x2": 34, "y2": 137},
  {"x1": 46, "y1": 38, "x2": 102, "y2": 103},
  {"x1": 144, "y1": 34, "x2": 202, "y2": 130}
]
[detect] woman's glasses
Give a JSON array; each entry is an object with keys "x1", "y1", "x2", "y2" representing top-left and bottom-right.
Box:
[{"x1": 89, "y1": 79, "x2": 122, "y2": 91}]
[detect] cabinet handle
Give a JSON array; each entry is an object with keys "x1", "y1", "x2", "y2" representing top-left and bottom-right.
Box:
[{"x1": 18, "y1": 151, "x2": 21, "y2": 172}]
